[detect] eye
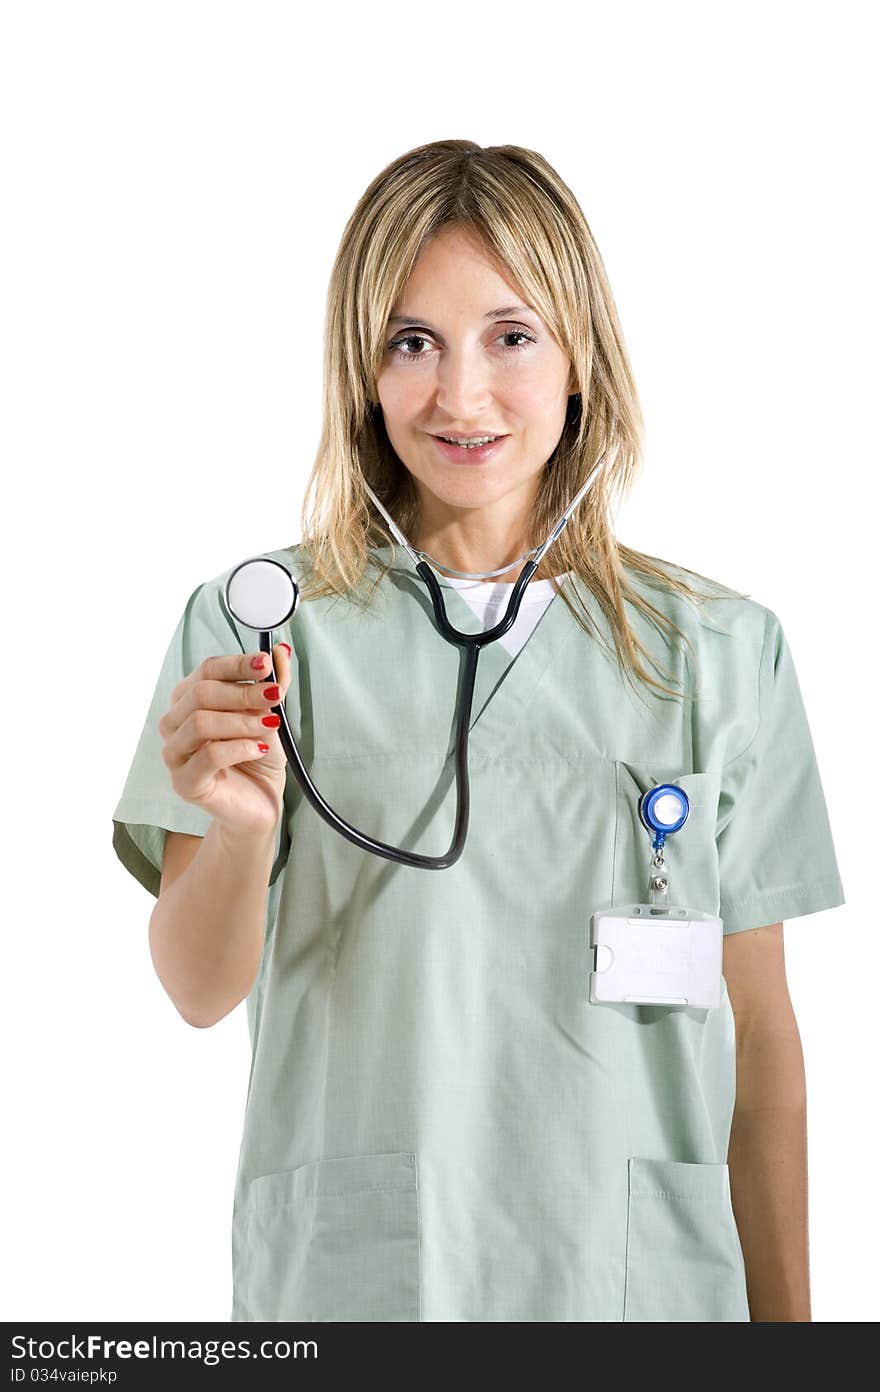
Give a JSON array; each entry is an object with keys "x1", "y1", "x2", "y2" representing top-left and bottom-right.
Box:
[{"x1": 386, "y1": 328, "x2": 537, "y2": 363}]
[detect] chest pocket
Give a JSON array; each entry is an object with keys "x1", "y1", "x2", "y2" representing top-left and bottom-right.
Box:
[{"x1": 612, "y1": 761, "x2": 722, "y2": 919}]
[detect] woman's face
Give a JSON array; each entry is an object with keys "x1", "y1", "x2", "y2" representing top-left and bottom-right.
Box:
[{"x1": 375, "y1": 225, "x2": 575, "y2": 529}]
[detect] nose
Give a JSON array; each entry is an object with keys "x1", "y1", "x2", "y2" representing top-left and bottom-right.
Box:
[{"x1": 434, "y1": 343, "x2": 495, "y2": 420}]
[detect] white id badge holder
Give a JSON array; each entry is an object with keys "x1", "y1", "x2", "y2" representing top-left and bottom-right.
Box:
[{"x1": 589, "y1": 783, "x2": 723, "y2": 1009}]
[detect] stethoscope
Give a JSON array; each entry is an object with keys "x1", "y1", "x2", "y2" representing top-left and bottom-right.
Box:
[{"x1": 222, "y1": 469, "x2": 610, "y2": 871}]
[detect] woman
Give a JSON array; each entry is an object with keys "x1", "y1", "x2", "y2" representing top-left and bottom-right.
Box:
[{"x1": 112, "y1": 139, "x2": 845, "y2": 1322}]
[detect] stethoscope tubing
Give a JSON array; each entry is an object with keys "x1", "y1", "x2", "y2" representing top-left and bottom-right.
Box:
[{"x1": 258, "y1": 556, "x2": 540, "y2": 869}]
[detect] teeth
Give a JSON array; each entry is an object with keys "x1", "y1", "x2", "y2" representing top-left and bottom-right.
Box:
[{"x1": 440, "y1": 435, "x2": 498, "y2": 448}]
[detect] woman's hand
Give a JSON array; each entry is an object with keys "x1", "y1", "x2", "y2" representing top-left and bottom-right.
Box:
[{"x1": 158, "y1": 644, "x2": 293, "y2": 836}]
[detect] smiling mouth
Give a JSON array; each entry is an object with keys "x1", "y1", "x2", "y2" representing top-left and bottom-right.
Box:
[{"x1": 432, "y1": 434, "x2": 507, "y2": 449}]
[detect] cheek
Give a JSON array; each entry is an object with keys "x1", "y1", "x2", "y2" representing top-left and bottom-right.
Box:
[
  {"x1": 506, "y1": 362, "x2": 568, "y2": 416},
  {"x1": 376, "y1": 367, "x2": 430, "y2": 416},
  {"x1": 514, "y1": 391, "x2": 569, "y2": 450}
]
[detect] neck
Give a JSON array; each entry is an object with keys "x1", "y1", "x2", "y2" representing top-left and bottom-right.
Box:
[
  {"x1": 413, "y1": 520, "x2": 565, "y2": 584},
  {"x1": 415, "y1": 538, "x2": 560, "y2": 584}
]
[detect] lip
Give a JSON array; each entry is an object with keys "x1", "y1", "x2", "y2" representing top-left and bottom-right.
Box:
[{"x1": 430, "y1": 433, "x2": 510, "y2": 463}]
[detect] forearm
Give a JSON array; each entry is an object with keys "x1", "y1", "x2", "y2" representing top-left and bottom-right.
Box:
[
  {"x1": 727, "y1": 1013, "x2": 811, "y2": 1321},
  {"x1": 149, "y1": 819, "x2": 277, "y2": 1028}
]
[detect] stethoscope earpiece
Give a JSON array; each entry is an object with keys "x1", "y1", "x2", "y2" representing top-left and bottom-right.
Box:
[
  {"x1": 224, "y1": 557, "x2": 299, "y2": 633},
  {"x1": 638, "y1": 783, "x2": 690, "y2": 849}
]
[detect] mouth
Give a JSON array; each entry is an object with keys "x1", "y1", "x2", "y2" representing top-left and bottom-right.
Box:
[{"x1": 430, "y1": 433, "x2": 510, "y2": 463}]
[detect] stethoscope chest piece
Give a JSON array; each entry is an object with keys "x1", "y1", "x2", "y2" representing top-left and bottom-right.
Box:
[{"x1": 224, "y1": 556, "x2": 299, "y2": 632}]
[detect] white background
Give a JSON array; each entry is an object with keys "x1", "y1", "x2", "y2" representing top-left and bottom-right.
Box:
[{"x1": 2, "y1": 0, "x2": 875, "y2": 1323}]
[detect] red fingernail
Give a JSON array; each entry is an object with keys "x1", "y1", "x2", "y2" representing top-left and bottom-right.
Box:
[
  {"x1": 257, "y1": 742, "x2": 270, "y2": 753},
  {"x1": 263, "y1": 684, "x2": 280, "y2": 701},
  {"x1": 251, "y1": 654, "x2": 267, "y2": 670},
  {"x1": 280, "y1": 642, "x2": 291, "y2": 657},
  {"x1": 261, "y1": 714, "x2": 281, "y2": 728}
]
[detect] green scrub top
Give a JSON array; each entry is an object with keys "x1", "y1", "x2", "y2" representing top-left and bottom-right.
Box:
[{"x1": 112, "y1": 543, "x2": 845, "y2": 1322}]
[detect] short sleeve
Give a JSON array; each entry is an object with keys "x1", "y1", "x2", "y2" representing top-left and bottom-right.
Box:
[
  {"x1": 111, "y1": 576, "x2": 290, "y2": 899},
  {"x1": 716, "y1": 606, "x2": 845, "y2": 934}
]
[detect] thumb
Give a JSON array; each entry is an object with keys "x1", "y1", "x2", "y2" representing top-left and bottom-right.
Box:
[{"x1": 273, "y1": 640, "x2": 292, "y2": 699}]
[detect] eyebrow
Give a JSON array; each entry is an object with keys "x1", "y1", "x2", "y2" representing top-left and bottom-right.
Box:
[{"x1": 387, "y1": 304, "x2": 537, "y2": 327}]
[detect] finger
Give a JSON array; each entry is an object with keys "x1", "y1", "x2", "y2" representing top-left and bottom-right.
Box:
[
  {"x1": 247, "y1": 643, "x2": 289, "y2": 712},
  {"x1": 162, "y1": 705, "x2": 281, "y2": 772},
  {"x1": 171, "y1": 735, "x2": 274, "y2": 800},
  {"x1": 160, "y1": 684, "x2": 278, "y2": 762},
  {"x1": 160, "y1": 652, "x2": 277, "y2": 740}
]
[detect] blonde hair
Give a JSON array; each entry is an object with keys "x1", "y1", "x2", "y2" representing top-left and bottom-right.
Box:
[{"x1": 297, "y1": 138, "x2": 747, "y2": 705}]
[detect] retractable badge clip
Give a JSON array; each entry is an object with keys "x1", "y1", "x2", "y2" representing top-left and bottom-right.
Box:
[{"x1": 588, "y1": 783, "x2": 723, "y2": 1009}]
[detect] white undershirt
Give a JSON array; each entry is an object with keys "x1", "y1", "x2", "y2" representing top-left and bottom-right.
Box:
[{"x1": 442, "y1": 572, "x2": 567, "y2": 657}]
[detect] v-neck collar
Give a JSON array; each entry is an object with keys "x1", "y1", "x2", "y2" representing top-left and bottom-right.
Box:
[
  {"x1": 370, "y1": 545, "x2": 578, "y2": 745},
  {"x1": 441, "y1": 574, "x2": 574, "y2": 741}
]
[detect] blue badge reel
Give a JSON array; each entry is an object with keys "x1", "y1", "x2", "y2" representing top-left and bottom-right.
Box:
[{"x1": 589, "y1": 783, "x2": 724, "y2": 1009}]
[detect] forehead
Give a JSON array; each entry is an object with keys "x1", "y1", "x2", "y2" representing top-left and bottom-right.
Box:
[{"x1": 390, "y1": 229, "x2": 532, "y2": 316}]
